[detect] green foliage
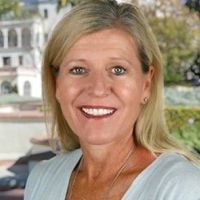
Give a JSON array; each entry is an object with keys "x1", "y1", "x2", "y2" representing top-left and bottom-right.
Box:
[
  {"x1": 185, "y1": 0, "x2": 200, "y2": 13},
  {"x1": 69, "y1": 0, "x2": 82, "y2": 6},
  {"x1": 140, "y1": 0, "x2": 199, "y2": 85},
  {"x1": 0, "y1": 0, "x2": 21, "y2": 19},
  {"x1": 165, "y1": 106, "x2": 200, "y2": 151},
  {"x1": 58, "y1": 0, "x2": 69, "y2": 7},
  {"x1": 0, "y1": 0, "x2": 41, "y2": 20},
  {"x1": 57, "y1": 0, "x2": 81, "y2": 8},
  {"x1": 148, "y1": 16, "x2": 196, "y2": 85},
  {"x1": 57, "y1": 0, "x2": 70, "y2": 10}
]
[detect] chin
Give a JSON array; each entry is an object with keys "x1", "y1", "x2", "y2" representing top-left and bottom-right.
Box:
[{"x1": 79, "y1": 133, "x2": 116, "y2": 146}]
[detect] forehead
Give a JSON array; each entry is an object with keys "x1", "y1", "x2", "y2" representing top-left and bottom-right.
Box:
[{"x1": 65, "y1": 28, "x2": 139, "y2": 57}]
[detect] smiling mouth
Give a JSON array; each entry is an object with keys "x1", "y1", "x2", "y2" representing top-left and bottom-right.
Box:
[{"x1": 80, "y1": 106, "x2": 116, "y2": 119}]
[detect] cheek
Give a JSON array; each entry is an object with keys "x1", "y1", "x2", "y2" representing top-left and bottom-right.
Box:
[
  {"x1": 117, "y1": 77, "x2": 144, "y2": 103},
  {"x1": 56, "y1": 79, "x2": 81, "y2": 103},
  {"x1": 56, "y1": 81, "x2": 80, "y2": 124}
]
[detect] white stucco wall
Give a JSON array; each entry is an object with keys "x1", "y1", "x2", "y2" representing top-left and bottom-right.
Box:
[
  {"x1": 0, "y1": 120, "x2": 46, "y2": 160},
  {"x1": 16, "y1": 68, "x2": 41, "y2": 97},
  {"x1": 0, "y1": 2, "x2": 72, "y2": 98},
  {"x1": 0, "y1": 52, "x2": 35, "y2": 68},
  {"x1": 37, "y1": 2, "x2": 57, "y2": 34},
  {"x1": 0, "y1": 19, "x2": 44, "y2": 67},
  {"x1": 0, "y1": 18, "x2": 44, "y2": 97},
  {"x1": 32, "y1": 19, "x2": 45, "y2": 50}
]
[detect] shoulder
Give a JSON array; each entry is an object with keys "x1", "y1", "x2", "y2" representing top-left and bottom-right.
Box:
[
  {"x1": 28, "y1": 148, "x2": 81, "y2": 178},
  {"x1": 158, "y1": 152, "x2": 200, "y2": 179},
  {"x1": 155, "y1": 152, "x2": 200, "y2": 199},
  {"x1": 32, "y1": 148, "x2": 81, "y2": 173},
  {"x1": 24, "y1": 149, "x2": 81, "y2": 200}
]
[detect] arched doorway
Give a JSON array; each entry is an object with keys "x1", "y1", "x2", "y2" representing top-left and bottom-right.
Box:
[
  {"x1": 8, "y1": 29, "x2": 18, "y2": 47},
  {"x1": 22, "y1": 28, "x2": 31, "y2": 47},
  {"x1": 1, "y1": 81, "x2": 12, "y2": 95},
  {"x1": 24, "y1": 81, "x2": 31, "y2": 96}
]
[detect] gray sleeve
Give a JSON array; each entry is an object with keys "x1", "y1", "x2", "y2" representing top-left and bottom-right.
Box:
[
  {"x1": 158, "y1": 165, "x2": 200, "y2": 200},
  {"x1": 23, "y1": 151, "x2": 80, "y2": 200},
  {"x1": 24, "y1": 161, "x2": 47, "y2": 200}
]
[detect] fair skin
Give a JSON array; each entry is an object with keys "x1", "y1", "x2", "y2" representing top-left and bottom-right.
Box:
[{"x1": 56, "y1": 28, "x2": 155, "y2": 199}]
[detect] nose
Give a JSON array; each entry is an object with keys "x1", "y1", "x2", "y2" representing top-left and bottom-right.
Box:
[{"x1": 86, "y1": 72, "x2": 111, "y2": 97}]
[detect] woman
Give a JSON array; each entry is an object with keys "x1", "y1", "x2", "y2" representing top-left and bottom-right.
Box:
[{"x1": 24, "y1": 0, "x2": 200, "y2": 199}]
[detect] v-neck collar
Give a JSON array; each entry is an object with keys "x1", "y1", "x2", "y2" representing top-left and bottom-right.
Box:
[
  {"x1": 122, "y1": 152, "x2": 171, "y2": 199},
  {"x1": 59, "y1": 149, "x2": 172, "y2": 200},
  {"x1": 60, "y1": 149, "x2": 82, "y2": 200}
]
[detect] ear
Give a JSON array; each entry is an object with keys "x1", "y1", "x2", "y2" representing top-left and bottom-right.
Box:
[{"x1": 141, "y1": 66, "x2": 155, "y2": 104}]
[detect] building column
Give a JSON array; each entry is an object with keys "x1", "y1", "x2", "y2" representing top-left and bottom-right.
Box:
[
  {"x1": 16, "y1": 28, "x2": 21, "y2": 48},
  {"x1": 2, "y1": 29, "x2": 8, "y2": 48}
]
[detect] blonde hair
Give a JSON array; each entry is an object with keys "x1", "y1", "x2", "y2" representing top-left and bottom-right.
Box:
[{"x1": 42, "y1": 0, "x2": 200, "y2": 164}]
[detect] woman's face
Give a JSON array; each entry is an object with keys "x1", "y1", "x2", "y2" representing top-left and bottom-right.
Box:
[{"x1": 56, "y1": 28, "x2": 154, "y2": 146}]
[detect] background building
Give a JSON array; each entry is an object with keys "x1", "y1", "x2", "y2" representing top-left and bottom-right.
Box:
[
  {"x1": 0, "y1": 18, "x2": 44, "y2": 98},
  {"x1": 0, "y1": 0, "x2": 71, "y2": 98}
]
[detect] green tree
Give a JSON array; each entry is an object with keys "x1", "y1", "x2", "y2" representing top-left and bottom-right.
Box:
[
  {"x1": 69, "y1": 0, "x2": 82, "y2": 6},
  {"x1": 0, "y1": 0, "x2": 21, "y2": 19},
  {"x1": 58, "y1": 0, "x2": 69, "y2": 9},
  {"x1": 57, "y1": 0, "x2": 81, "y2": 9},
  {"x1": 185, "y1": 0, "x2": 200, "y2": 13},
  {"x1": 141, "y1": 0, "x2": 199, "y2": 85},
  {"x1": 148, "y1": 16, "x2": 195, "y2": 84}
]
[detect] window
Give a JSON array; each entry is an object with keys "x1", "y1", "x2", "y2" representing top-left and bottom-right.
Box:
[
  {"x1": 3, "y1": 57, "x2": 11, "y2": 66},
  {"x1": 44, "y1": 33, "x2": 48, "y2": 42},
  {"x1": 8, "y1": 29, "x2": 18, "y2": 47},
  {"x1": 19, "y1": 56, "x2": 23, "y2": 65},
  {"x1": 24, "y1": 81, "x2": 31, "y2": 96},
  {"x1": 22, "y1": 28, "x2": 31, "y2": 47},
  {"x1": 1, "y1": 81, "x2": 11, "y2": 95},
  {"x1": 0, "y1": 31, "x2": 4, "y2": 47},
  {"x1": 36, "y1": 33, "x2": 40, "y2": 43},
  {"x1": 44, "y1": 9, "x2": 48, "y2": 18}
]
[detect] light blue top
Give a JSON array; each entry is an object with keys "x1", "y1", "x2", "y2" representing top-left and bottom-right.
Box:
[{"x1": 24, "y1": 149, "x2": 200, "y2": 200}]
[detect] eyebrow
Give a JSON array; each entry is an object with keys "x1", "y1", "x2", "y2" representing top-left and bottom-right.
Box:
[
  {"x1": 61, "y1": 55, "x2": 138, "y2": 67},
  {"x1": 61, "y1": 58, "x2": 87, "y2": 67},
  {"x1": 107, "y1": 56, "x2": 135, "y2": 66}
]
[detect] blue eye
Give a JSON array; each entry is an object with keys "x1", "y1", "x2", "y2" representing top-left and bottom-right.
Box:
[
  {"x1": 69, "y1": 67, "x2": 87, "y2": 75},
  {"x1": 111, "y1": 66, "x2": 126, "y2": 75}
]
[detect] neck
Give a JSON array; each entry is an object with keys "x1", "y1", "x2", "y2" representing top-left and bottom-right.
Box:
[{"x1": 79, "y1": 137, "x2": 137, "y2": 180}]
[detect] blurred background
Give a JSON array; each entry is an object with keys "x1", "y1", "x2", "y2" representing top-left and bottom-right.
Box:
[{"x1": 0, "y1": 0, "x2": 199, "y2": 199}]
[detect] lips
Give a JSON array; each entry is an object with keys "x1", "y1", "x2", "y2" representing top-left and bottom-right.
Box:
[{"x1": 79, "y1": 106, "x2": 116, "y2": 119}]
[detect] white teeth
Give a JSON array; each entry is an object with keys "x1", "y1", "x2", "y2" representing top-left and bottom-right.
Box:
[{"x1": 81, "y1": 107, "x2": 114, "y2": 116}]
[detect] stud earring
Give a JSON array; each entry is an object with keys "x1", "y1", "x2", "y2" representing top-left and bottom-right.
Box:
[{"x1": 143, "y1": 97, "x2": 148, "y2": 104}]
